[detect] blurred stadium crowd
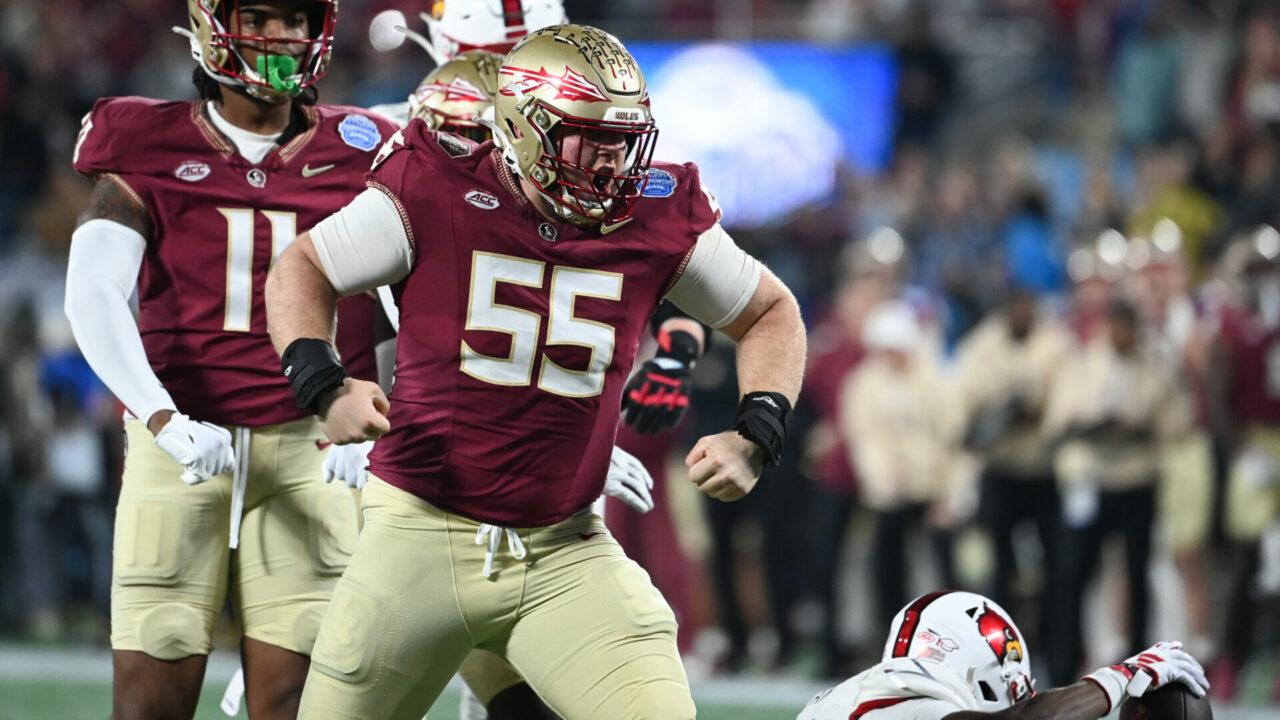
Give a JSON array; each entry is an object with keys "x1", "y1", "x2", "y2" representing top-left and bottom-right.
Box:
[{"x1": 3, "y1": 0, "x2": 1280, "y2": 710}]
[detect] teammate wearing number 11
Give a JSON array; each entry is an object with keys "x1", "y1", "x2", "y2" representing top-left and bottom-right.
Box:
[
  {"x1": 64, "y1": 2, "x2": 399, "y2": 718},
  {"x1": 267, "y1": 23, "x2": 806, "y2": 719}
]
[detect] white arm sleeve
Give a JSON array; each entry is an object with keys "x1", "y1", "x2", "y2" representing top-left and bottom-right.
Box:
[
  {"x1": 663, "y1": 223, "x2": 762, "y2": 329},
  {"x1": 310, "y1": 187, "x2": 414, "y2": 295},
  {"x1": 65, "y1": 219, "x2": 177, "y2": 424}
]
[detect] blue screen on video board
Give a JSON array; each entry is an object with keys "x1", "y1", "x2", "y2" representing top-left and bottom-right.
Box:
[{"x1": 628, "y1": 42, "x2": 896, "y2": 227}]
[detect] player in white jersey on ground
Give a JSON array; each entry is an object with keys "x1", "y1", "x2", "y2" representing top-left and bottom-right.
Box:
[{"x1": 798, "y1": 590, "x2": 1208, "y2": 720}]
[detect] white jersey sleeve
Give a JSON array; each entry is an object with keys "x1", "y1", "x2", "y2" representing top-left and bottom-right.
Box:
[{"x1": 797, "y1": 658, "x2": 979, "y2": 720}]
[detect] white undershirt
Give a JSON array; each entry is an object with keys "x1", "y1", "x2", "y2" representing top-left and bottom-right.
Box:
[{"x1": 207, "y1": 104, "x2": 282, "y2": 165}]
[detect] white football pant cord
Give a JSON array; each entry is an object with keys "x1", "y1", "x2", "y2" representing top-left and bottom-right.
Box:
[
  {"x1": 475, "y1": 524, "x2": 527, "y2": 579},
  {"x1": 228, "y1": 427, "x2": 250, "y2": 549},
  {"x1": 220, "y1": 666, "x2": 245, "y2": 716},
  {"x1": 218, "y1": 427, "x2": 251, "y2": 716}
]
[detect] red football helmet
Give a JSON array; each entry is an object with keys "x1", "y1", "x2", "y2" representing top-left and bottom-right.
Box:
[{"x1": 183, "y1": 0, "x2": 338, "y2": 104}]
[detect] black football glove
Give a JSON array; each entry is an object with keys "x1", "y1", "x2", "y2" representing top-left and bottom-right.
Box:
[{"x1": 622, "y1": 329, "x2": 700, "y2": 434}]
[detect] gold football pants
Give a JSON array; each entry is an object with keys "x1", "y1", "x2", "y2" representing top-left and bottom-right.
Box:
[{"x1": 299, "y1": 476, "x2": 695, "y2": 719}]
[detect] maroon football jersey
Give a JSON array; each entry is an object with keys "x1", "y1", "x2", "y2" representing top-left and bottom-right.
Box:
[
  {"x1": 334, "y1": 291, "x2": 380, "y2": 383},
  {"x1": 73, "y1": 97, "x2": 397, "y2": 426},
  {"x1": 1218, "y1": 305, "x2": 1280, "y2": 426},
  {"x1": 367, "y1": 122, "x2": 720, "y2": 526}
]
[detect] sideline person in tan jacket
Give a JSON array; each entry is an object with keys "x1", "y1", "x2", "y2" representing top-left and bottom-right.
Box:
[{"x1": 839, "y1": 300, "x2": 963, "y2": 629}]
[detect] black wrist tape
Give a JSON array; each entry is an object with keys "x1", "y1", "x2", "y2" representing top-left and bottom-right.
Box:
[
  {"x1": 281, "y1": 338, "x2": 347, "y2": 414},
  {"x1": 657, "y1": 328, "x2": 701, "y2": 366},
  {"x1": 733, "y1": 391, "x2": 792, "y2": 466}
]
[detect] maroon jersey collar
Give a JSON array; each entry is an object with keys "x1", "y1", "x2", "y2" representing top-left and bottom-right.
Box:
[
  {"x1": 492, "y1": 148, "x2": 568, "y2": 231},
  {"x1": 278, "y1": 106, "x2": 319, "y2": 165},
  {"x1": 191, "y1": 101, "x2": 235, "y2": 158},
  {"x1": 191, "y1": 100, "x2": 318, "y2": 166},
  {"x1": 489, "y1": 148, "x2": 597, "y2": 238},
  {"x1": 492, "y1": 148, "x2": 529, "y2": 208}
]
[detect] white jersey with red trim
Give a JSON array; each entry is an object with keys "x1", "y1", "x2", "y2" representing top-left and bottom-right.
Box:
[{"x1": 798, "y1": 658, "x2": 981, "y2": 720}]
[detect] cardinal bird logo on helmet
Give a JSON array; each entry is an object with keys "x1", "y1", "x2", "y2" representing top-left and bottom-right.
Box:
[{"x1": 975, "y1": 604, "x2": 1024, "y2": 665}]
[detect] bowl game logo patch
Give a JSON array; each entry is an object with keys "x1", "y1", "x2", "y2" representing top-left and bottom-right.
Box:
[
  {"x1": 338, "y1": 114, "x2": 382, "y2": 152},
  {"x1": 642, "y1": 168, "x2": 677, "y2": 198}
]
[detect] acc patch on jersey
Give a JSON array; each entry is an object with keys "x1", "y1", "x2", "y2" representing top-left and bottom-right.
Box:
[
  {"x1": 174, "y1": 160, "x2": 211, "y2": 182},
  {"x1": 642, "y1": 168, "x2": 677, "y2": 198},
  {"x1": 338, "y1": 114, "x2": 382, "y2": 152},
  {"x1": 465, "y1": 189, "x2": 499, "y2": 210}
]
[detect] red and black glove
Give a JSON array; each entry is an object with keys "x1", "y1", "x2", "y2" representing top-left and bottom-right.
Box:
[{"x1": 622, "y1": 328, "x2": 700, "y2": 434}]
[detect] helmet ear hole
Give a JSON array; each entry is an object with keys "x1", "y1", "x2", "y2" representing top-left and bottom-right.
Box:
[{"x1": 978, "y1": 681, "x2": 998, "y2": 703}]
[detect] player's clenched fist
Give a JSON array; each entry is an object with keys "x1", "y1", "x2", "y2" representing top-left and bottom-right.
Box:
[
  {"x1": 319, "y1": 378, "x2": 391, "y2": 444},
  {"x1": 685, "y1": 430, "x2": 765, "y2": 501}
]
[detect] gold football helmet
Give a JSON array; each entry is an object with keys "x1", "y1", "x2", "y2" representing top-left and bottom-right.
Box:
[
  {"x1": 408, "y1": 50, "x2": 502, "y2": 142},
  {"x1": 492, "y1": 24, "x2": 658, "y2": 226},
  {"x1": 182, "y1": 0, "x2": 338, "y2": 104}
]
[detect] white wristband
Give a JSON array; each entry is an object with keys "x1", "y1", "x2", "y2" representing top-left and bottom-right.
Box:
[{"x1": 1082, "y1": 664, "x2": 1134, "y2": 714}]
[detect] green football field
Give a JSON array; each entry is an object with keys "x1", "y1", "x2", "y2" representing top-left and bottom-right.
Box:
[
  {"x1": 3, "y1": 644, "x2": 1278, "y2": 720},
  {"x1": 0, "y1": 643, "x2": 813, "y2": 719},
  {"x1": 0, "y1": 679, "x2": 794, "y2": 720}
]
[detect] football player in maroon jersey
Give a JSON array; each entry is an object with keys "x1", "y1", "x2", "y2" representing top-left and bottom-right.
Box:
[
  {"x1": 63, "y1": 2, "x2": 398, "y2": 718},
  {"x1": 266, "y1": 24, "x2": 805, "y2": 719},
  {"x1": 369, "y1": 39, "x2": 707, "y2": 720}
]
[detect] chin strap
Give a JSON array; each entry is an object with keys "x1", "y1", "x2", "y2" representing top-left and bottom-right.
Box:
[
  {"x1": 412, "y1": 12, "x2": 449, "y2": 66},
  {"x1": 483, "y1": 115, "x2": 526, "y2": 185},
  {"x1": 173, "y1": 25, "x2": 210, "y2": 70}
]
